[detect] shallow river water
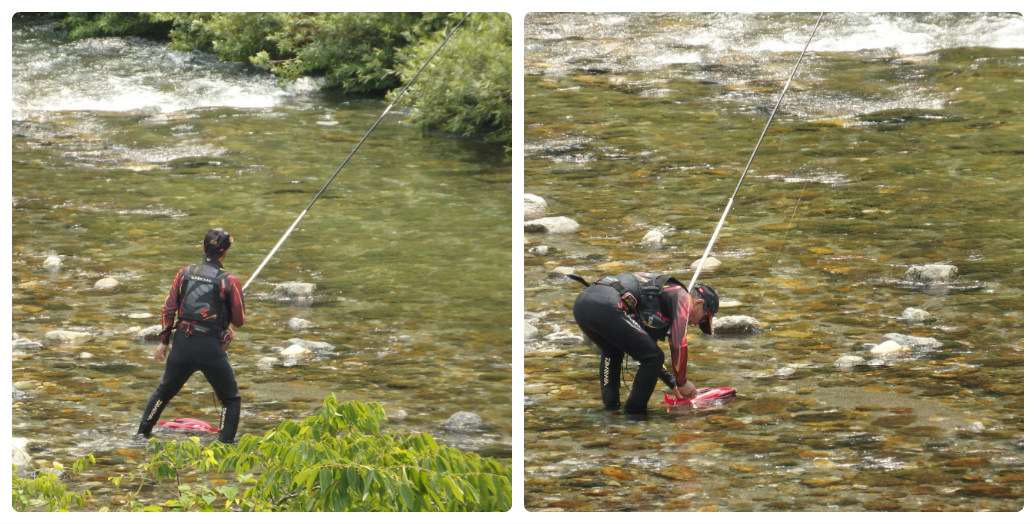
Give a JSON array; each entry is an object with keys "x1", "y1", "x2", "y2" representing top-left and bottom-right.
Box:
[
  {"x1": 523, "y1": 13, "x2": 1023, "y2": 511},
  {"x1": 9, "y1": 18, "x2": 510, "y2": 506}
]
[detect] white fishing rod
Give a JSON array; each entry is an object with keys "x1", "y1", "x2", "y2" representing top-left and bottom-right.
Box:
[
  {"x1": 243, "y1": 13, "x2": 471, "y2": 291},
  {"x1": 685, "y1": 13, "x2": 824, "y2": 292}
]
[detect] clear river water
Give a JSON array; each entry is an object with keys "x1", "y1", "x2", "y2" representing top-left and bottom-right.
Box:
[{"x1": 523, "y1": 12, "x2": 1023, "y2": 512}]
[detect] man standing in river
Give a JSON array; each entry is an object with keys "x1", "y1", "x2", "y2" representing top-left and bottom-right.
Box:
[
  {"x1": 571, "y1": 272, "x2": 718, "y2": 415},
  {"x1": 134, "y1": 228, "x2": 245, "y2": 444}
]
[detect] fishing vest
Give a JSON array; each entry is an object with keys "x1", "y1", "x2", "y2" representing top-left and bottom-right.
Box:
[
  {"x1": 176, "y1": 261, "x2": 229, "y2": 337},
  {"x1": 598, "y1": 272, "x2": 687, "y2": 337}
]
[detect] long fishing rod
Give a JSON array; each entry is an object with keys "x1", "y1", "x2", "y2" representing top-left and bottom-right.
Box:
[
  {"x1": 242, "y1": 12, "x2": 471, "y2": 291},
  {"x1": 685, "y1": 13, "x2": 823, "y2": 293}
]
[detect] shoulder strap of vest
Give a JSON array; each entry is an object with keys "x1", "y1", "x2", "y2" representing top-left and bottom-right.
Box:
[{"x1": 660, "y1": 274, "x2": 687, "y2": 291}]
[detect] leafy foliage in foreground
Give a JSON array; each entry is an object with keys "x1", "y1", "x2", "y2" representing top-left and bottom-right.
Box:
[
  {"x1": 13, "y1": 395, "x2": 511, "y2": 512},
  {"x1": 47, "y1": 12, "x2": 511, "y2": 145},
  {"x1": 12, "y1": 455, "x2": 95, "y2": 511}
]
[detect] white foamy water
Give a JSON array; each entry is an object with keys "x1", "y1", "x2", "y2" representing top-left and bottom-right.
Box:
[
  {"x1": 528, "y1": 13, "x2": 1024, "y2": 74},
  {"x1": 13, "y1": 32, "x2": 322, "y2": 115}
]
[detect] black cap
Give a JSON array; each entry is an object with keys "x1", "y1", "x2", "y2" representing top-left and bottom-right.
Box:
[
  {"x1": 692, "y1": 283, "x2": 719, "y2": 335},
  {"x1": 204, "y1": 228, "x2": 232, "y2": 257}
]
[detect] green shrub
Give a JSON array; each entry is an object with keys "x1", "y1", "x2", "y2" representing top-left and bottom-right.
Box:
[
  {"x1": 14, "y1": 395, "x2": 511, "y2": 512},
  {"x1": 58, "y1": 12, "x2": 172, "y2": 40},
  {"x1": 148, "y1": 395, "x2": 512, "y2": 511},
  {"x1": 392, "y1": 13, "x2": 512, "y2": 143},
  {"x1": 46, "y1": 12, "x2": 511, "y2": 145}
]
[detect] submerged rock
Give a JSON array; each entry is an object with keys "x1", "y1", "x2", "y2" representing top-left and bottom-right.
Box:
[
  {"x1": 690, "y1": 256, "x2": 721, "y2": 271},
  {"x1": 13, "y1": 438, "x2": 31, "y2": 470},
  {"x1": 134, "y1": 325, "x2": 164, "y2": 342},
  {"x1": 904, "y1": 264, "x2": 958, "y2": 283},
  {"x1": 279, "y1": 344, "x2": 313, "y2": 358},
  {"x1": 12, "y1": 334, "x2": 43, "y2": 351},
  {"x1": 94, "y1": 277, "x2": 120, "y2": 290},
  {"x1": 641, "y1": 230, "x2": 664, "y2": 247},
  {"x1": 524, "y1": 193, "x2": 548, "y2": 218},
  {"x1": 256, "y1": 356, "x2": 280, "y2": 370},
  {"x1": 901, "y1": 307, "x2": 932, "y2": 323},
  {"x1": 442, "y1": 411, "x2": 487, "y2": 434},
  {"x1": 527, "y1": 245, "x2": 551, "y2": 255},
  {"x1": 287, "y1": 318, "x2": 314, "y2": 331},
  {"x1": 524, "y1": 321, "x2": 539, "y2": 340},
  {"x1": 883, "y1": 333, "x2": 942, "y2": 351},
  {"x1": 834, "y1": 355, "x2": 865, "y2": 369},
  {"x1": 42, "y1": 256, "x2": 62, "y2": 272},
  {"x1": 524, "y1": 216, "x2": 579, "y2": 234},
  {"x1": 870, "y1": 340, "x2": 909, "y2": 355},
  {"x1": 285, "y1": 338, "x2": 335, "y2": 353},
  {"x1": 44, "y1": 330, "x2": 94, "y2": 347},
  {"x1": 711, "y1": 315, "x2": 762, "y2": 336},
  {"x1": 270, "y1": 282, "x2": 316, "y2": 306}
]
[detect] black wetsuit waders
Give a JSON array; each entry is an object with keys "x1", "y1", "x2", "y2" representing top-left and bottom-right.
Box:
[
  {"x1": 573, "y1": 284, "x2": 666, "y2": 414},
  {"x1": 137, "y1": 330, "x2": 240, "y2": 442}
]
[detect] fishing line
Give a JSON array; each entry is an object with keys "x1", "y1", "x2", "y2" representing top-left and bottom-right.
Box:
[
  {"x1": 685, "y1": 12, "x2": 823, "y2": 292},
  {"x1": 769, "y1": 148, "x2": 823, "y2": 272},
  {"x1": 242, "y1": 13, "x2": 471, "y2": 291}
]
